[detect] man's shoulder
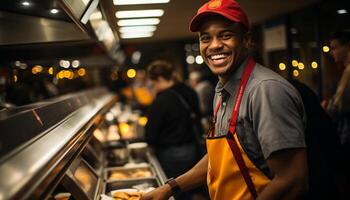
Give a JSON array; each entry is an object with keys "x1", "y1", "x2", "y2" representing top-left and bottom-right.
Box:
[{"x1": 248, "y1": 63, "x2": 296, "y2": 93}]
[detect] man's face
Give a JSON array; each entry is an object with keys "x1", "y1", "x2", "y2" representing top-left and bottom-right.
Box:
[
  {"x1": 199, "y1": 18, "x2": 246, "y2": 80},
  {"x1": 330, "y1": 39, "x2": 349, "y2": 64}
]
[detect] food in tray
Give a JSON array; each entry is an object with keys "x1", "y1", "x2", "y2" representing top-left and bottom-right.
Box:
[
  {"x1": 112, "y1": 189, "x2": 143, "y2": 200},
  {"x1": 109, "y1": 172, "x2": 129, "y2": 179},
  {"x1": 54, "y1": 192, "x2": 71, "y2": 200},
  {"x1": 113, "y1": 191, "x2": 142, "y2": 200},
  {"x1": 109, "y1": 168, "x2": 153, "y2": 180}
]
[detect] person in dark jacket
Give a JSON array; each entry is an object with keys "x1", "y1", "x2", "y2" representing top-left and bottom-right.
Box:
[{"x1": 145, "y1": 59, "x2": 203, "y2": 200}]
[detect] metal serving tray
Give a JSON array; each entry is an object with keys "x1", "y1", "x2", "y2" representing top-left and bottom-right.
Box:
[{"x1": 104, "y1": 178, "x2": 159, "y2": 195}]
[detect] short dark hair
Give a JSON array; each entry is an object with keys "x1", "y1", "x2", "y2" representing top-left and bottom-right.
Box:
[
  {"x1": 147, "y1": 59, "x2": 175, "y2": 81},
  {"x1": 330, "y1": 30, "x2": 350, "y2": 45}
]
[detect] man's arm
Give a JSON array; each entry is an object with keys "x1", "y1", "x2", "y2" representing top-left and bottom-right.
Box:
[
  {"x1": 257, "y1": 148, "x2": 308, "y2": 200},
  {"x1": 141, "y1": 154, "x2": 208, "y2": 200}
]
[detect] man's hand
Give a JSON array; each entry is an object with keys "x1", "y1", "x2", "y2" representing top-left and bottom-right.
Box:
[
  {"x1": 141, "y1": 184, "x2": 172, "y2": 200},
  {"x1": 141, "y1": 154, "x2": 208, "y2": 200}
]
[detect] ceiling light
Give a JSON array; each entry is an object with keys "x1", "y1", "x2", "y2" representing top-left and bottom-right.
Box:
[
  {"x1": 121, "y1": 32, "x2": 154, "y2": 39},
  {"x1": 311, "y1": 61, "x2": 318, "y2": 69},
  {"x1": 21, "y1": 1, "x2": 31, "y2": 6},
  {"x1": 337, "y1": 9, "x2": 348, "y2": 15},
  {"x1": 118, "y1": 18, "x2": 160, "y2": 26},
  {"x1": 116, "y1": 9, "x2": 164, "y2": 19},
  {"x1": 114, "y1": 0, "x2": 170, "y2": 5},
  {"x1": 50, "y1": 9, "x2": 59, "y2": 14},
  {"x1": 119, "y1": 26, "x2": 157, "y2": 33}
]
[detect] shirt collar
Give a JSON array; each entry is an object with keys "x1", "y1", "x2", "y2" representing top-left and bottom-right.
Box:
[{"x1": 215, "y1": 57, "x2": 250, "y2": 97}]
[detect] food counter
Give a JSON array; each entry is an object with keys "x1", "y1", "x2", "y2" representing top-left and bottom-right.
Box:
[{"x1": 0, "y1": 88, "x2": 172, "y2": 200}]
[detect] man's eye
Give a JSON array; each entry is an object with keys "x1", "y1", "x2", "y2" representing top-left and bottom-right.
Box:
[
  {"x1": 200, "y1": 36, "x2": 210, "y2": 42},
  {"x1": 221, "y1": 33, "x2": 233, "y2": 40}
]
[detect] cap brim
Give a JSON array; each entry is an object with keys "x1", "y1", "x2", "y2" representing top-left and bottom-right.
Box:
[{"x1": 189, "y1": 10, "x2": 244, "y2": 32}]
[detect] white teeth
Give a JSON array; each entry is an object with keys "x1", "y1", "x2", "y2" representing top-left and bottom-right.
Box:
[{"x1": 210, "y1": 54, "x2": 227, "y2": 60}]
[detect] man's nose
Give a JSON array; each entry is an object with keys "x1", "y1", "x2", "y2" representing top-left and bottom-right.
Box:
[{"x1": 209, "y1": 37, "x2": 223, "y2": 50}]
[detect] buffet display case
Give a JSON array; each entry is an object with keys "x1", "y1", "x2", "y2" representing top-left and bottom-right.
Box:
[{"x1": 0, "y1": 88, "x2": 171, "y2": 200}]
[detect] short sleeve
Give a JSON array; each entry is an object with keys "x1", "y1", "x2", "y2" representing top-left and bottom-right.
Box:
[{"x1": 249, "y1": 80, "x2": 306, "y2": 158}]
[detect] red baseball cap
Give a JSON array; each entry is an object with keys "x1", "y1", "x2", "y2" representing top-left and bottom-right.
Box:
[{"x1": 190, "y1": 0, "x2": 249, "y2": 32}]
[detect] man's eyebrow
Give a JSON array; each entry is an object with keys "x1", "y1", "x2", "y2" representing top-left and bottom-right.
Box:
[{"x1": 199, "y1": 32, "x2": 209, "y2": 36}]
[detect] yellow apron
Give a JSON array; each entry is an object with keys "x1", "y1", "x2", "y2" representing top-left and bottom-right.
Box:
[{"x1": 206, "y1": 58, "x2": 271, "y2": 200}]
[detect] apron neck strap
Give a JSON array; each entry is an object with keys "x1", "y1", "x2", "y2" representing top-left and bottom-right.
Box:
[{"x1": 212, "y1": 57, "x2": 256, "y2": 130}]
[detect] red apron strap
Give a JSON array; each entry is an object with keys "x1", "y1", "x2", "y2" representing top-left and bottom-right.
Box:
[
  {"x1": 226, "y1": 134, "x2": 258, "y2": 199},
  {"x1": 212, "y1": 98, "x2": 221, "y2": 124},
  {"x1": 226, "y1": 57, "x2": 258, "y2": 198}
]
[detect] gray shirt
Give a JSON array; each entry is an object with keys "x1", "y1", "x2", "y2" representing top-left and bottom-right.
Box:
[{"x1": 213, "y1": 58, "x2": 306, "y2": 177}]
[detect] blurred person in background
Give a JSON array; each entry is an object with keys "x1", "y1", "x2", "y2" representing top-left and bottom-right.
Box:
[
  {"x1": 189, "y1": 70, "x2": 215, "y2": 120},
  {"x1": 131, "y1": 69, "x2": 154, "y2": 111},
  {"x1": 145, "y1": 59, "x2": 204, "y2": 200},
  {"x1": 322, "y1": 30, "x2": 350, "y2": 154}
]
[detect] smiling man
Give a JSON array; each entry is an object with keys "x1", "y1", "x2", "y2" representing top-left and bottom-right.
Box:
[{"x1": 141, "y1": 0, "x2": 308, "y2": 199}]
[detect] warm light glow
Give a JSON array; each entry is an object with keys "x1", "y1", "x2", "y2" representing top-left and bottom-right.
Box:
[
  {"x1": 186, "y1": 55, "x2": 195, "y2": 64},
  {"x1": 195, "y1": 55, "x2": 204, "y2": 64},
  {"x1": 127, "y1": 69, "x2": 137, "y2": 78},
  {"x1": 118, "y1": 18, "x2": 160, "y2": 26},
  {"x1": 297, "y1": 63, "x2": 304, "y2": 70},
  {"x1": 323, "y1": 46, "x2": 330, "y2": 53},
  {"x1": 138, "y1": 116, "x2": 148, "y2": 126},
  {"x1": 292, "y1": 60, "x2": 298, "y2": 67},
  {"x1": 121, "y1": 32, "x2": 154, "y2": 39},
  {"x1": 311, "y1": 61, "x2": 318, "y2": 69},
  {"x1": 48, "y1": 67, "x2": 53, "y2": 75},
  {"x1": 68, "y1": 70, "x2": 74, "y2": 79},
  {"x1": 78, "y1": 68, "x2": 86, "y2": 76},
  {"x1": 58, "y1": 71, "x2": 65, "y2": 79},
  {"x1": 119, "y1": 26, "x2": 157, "y2": 33},
  {"x1": 293, "y1": 70, "x2": 299, "y2": 77},
  {"x1": 114, "y1": 0, "x2": 170, "y2": 5},
  {"x1": 116, "y1": 9, "x2": 164, "y2": 19},
  {"x1": 93, "y1": 129, "x2": 105, "y2": 142},
  {"x1": 50, "y1": 9, "x2": 59, "y2": 14},
  {"x1": 63, "y1": 70, "x2": 71, "y2": 78},
  {"x1": 119, "y1": 123, "x2": 131, "y2": 138},
  {"x1": 32, "y1": 65, "x2": 43, "y2": 74},
  {"x1": 279, "y1": 63, "x2": 286, "y2": 71},
  {"x1": 14, "y1": 75, "x2": 18, "y2": 82}
]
